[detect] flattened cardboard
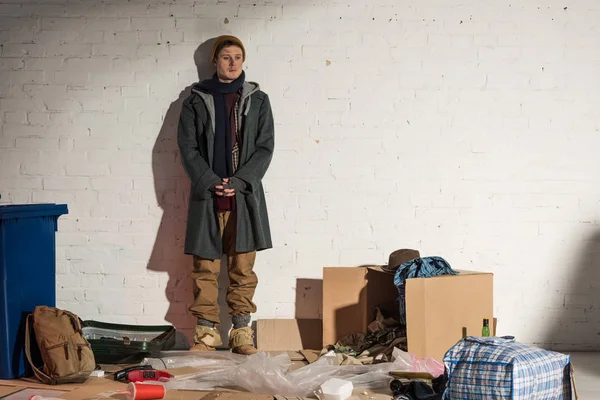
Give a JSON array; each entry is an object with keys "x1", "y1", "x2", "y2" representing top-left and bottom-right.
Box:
[
  {"x1": 256, "y1": 319, "x2": 322, "y2": 351},
  {"x1": 0, "y1": 378, "x2": 79, "y2": 391},
  {"x1": 322, "y1": 266, "x2": 493, "y2": 362},
  {"x1": 191, "y1": 392, "x2": 273, "y2": 400},
  {"x1": 0, "y1": 375, "x2": 124, "y2": 399},
  {"x1": 60, "y1": 386, "x2": 275, "y2": 400},
  {"x1": 0, "y1": 378, "x2": 277, "y2": 400},
  {"x1": 4, "y1": 388, "x2": 66, "y2": 399},
  {"x1": 0, "y1": 386, "x2": 23, "y2": 397}
]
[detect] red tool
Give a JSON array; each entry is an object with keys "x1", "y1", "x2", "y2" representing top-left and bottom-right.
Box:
[
  {"x1": 126, "y1": 369, "x2": 172, "y2": 383},
  {"x1": 114, "y1": 365, "x2": 172, "y2": 383}
]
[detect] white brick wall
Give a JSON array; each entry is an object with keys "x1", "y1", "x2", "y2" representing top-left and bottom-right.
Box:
[{"x1": 1, "y1": 0, "x2": 599, "y2": 350}]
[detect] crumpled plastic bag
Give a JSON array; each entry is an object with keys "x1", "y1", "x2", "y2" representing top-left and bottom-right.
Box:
[
  {"x1": 392, "y1": 349, "x2": 445, "y2": 377},
  {"x1": 142, "y1": 348, "x2": 444, "y2": 397}
]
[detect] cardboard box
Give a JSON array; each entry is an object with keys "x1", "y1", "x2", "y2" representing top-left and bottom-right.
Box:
[
  {"x1": 256, "y1": 319, "x2": 322, "y2": 351},
  {"x1": 322, "y1": 266, "x2": 493, "y2": 362}
]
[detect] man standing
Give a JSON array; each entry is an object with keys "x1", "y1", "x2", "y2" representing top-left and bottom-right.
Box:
[{"x1": 177, "y1": 35, "x2": 274, "y2": 354}]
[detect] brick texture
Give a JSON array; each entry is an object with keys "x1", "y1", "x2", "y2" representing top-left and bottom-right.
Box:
[{"x1": 1, "y1": 0, "x2": 599, "y2": 349}]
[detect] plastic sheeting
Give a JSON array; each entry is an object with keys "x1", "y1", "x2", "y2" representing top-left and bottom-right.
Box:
[{"x1": 142, "y1": 348, "x2": 444, "y2": 397}]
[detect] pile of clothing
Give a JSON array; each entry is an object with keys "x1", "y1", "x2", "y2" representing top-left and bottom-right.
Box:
[{"x1": 320, "y1": 308, "x2": 407, "y2": 365}]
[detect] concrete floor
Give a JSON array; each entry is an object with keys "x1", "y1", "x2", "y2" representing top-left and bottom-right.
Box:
[{"x1": 570, "y1": 352, "x2": 600, "y2": 399}]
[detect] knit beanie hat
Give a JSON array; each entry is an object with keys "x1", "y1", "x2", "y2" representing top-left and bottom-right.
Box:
[{"x1": 211, "y1": 35, "x2": 246, "y2": 62}]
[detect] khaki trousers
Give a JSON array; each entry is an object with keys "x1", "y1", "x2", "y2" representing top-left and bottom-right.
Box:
[{"x1": 189, "y1": 211, "x2": 258, "y2": 326}]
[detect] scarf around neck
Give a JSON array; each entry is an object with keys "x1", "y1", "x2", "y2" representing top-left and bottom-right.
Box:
[{"x1": 211, "y1": 71, "x2": 245, "y2": 179}]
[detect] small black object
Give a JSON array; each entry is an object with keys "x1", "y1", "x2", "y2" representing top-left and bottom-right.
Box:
[
  {"x1": 390, "y1": 373, "x2": 449, "y2": 400},
  {"x1": 431, "y1": 371, "x2": 448, "y2": 394},
  {"x1": 114, "y1": 364, "x2": 154, "y2": 381},
  {"x1": 390, "y1": 379, "x2": 406, "y2": 395}
]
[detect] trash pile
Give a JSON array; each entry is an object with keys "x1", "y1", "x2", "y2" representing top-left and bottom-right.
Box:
[{"x1": 142, "y1": 348, "x2": 444, "y2": 397}]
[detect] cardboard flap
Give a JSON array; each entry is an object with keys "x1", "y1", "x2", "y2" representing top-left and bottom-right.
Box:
[
  {"x1": 322, "y1": 266, "x2": 399, "y2": 346},
  {"x1": 300, "y1": 350, "x2": 321, "y2": 364},
  {"x1": 322, "y1": 267, "x2": 368, "y2": 346},
  {"x1": 257, "y1": 319, "x2": 322, "y2": 351}
]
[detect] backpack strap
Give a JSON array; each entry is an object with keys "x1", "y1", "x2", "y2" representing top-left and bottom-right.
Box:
[{"x1": 25, "y1": 313, "x2": 54, "y2": 385}]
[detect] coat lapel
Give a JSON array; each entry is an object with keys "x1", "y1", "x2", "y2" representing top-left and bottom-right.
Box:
[{"x1": 194, "y1": 90, "x2": 216, "y2": 168}]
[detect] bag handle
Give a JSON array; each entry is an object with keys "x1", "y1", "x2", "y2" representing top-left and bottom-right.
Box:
[
  {"x1": 464, "y1": 336, "x2": 515, "y2": 346},
  {"x1": 571, "y1": 364, "x2": 579, "y2": 400},
  {"x1": 25, "y1": 313, "x2": 54, "y2": 385},
  {"x1": 63, "y1": 310, "x2": 83, "y2": 334}
]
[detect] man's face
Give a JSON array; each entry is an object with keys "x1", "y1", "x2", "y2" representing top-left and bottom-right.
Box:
[{"x1": 215, "y1": 45, "x2": 244, "y2": 83}]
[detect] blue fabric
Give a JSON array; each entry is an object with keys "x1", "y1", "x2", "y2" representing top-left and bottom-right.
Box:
[
  {"x1": 393, "y1": 256, "x2": 458, "y2": 325},
  {"x1": 442, "y1": 336, "x2": 572, "y2": 400}
]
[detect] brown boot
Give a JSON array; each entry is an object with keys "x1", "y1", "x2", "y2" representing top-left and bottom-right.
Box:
[
  {"x1": 229, "y1": 326, "x2": 258, "y2": 355},
  {"x1": 190, "y1": 325, "x2": 222, "y2": 351},
  {"x1": 190, "y1": 342, "x2": 216, "y2": 351}
]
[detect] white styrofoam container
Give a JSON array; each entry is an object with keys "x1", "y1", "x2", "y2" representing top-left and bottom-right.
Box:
[{"x1": 319, "y1": 378, "x2": 354, "y2": 400}]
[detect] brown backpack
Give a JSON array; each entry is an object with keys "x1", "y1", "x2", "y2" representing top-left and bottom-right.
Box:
[{"x1": 25, "y1": 306, "x2": 96, "y2": 384}]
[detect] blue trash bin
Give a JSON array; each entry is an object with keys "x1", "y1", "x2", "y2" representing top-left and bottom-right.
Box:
[{"x1": 0, "y1": 203, "x2": 68, "y2": 379}]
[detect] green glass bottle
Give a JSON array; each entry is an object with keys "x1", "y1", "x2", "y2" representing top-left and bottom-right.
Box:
[{"x1": 482, "y1": 318, "x2": 490, "y2": 337}]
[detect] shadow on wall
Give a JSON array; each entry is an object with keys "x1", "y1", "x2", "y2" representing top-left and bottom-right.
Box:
[
  {"x1": 295, "y1": 278, "x2": 323, "y2": 320},
  {"x1": 295, "y1": 279, "x2": 323, "y2": 349},
  {"x1": 544, "y1": 229, "x2": 600, "y2": 376},
  {"x1": 147, "y1": 38, "x2": 226, "y2": 347}
]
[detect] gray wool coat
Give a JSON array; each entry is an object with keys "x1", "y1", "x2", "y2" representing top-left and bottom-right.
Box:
[{"x1": 177, "y1": 81, "x2": 274, "y2": 259}]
